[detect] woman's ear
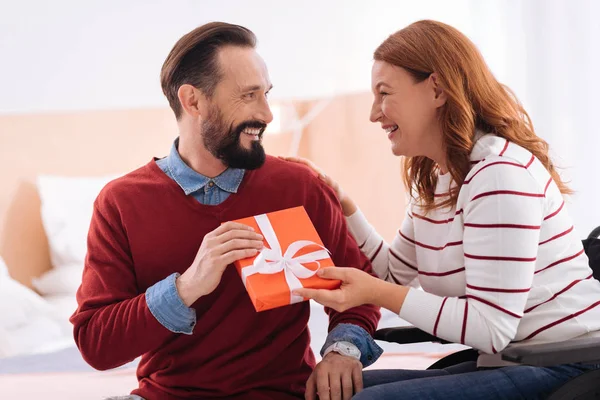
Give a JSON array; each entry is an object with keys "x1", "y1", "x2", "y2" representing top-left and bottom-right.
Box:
[
  {"x1": 177, "y1": 84, "x2": 208, "y2": 118},
  {"x1": 430, "y1": 73, "x2": 447, "y2": 108}
]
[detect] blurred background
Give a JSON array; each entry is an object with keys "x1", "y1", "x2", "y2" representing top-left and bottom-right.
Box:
[{"x1": 0, "y1": 0, "x2": 599, "y2": 397}]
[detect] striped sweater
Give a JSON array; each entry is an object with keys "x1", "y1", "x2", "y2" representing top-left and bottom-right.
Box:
[{"x1": 348, "y1": 134, "x2": 600, "y2": 357}]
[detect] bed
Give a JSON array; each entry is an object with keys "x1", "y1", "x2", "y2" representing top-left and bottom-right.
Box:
[
  {"x1": 0, "y1": 301, "x2": 457, "y2": 400},
  {"x1": 0, "y1": 108, "x2": 462, "y2": 399}
]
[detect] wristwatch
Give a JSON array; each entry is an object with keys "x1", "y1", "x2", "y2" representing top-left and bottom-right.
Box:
[{"x1": 324, "y1": 341, "x2": 361, "y2": 360}]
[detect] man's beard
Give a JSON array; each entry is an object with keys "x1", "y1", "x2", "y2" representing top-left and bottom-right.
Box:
[{"x1": 201, "y1": 105, "x2": 267, "y2": 170}]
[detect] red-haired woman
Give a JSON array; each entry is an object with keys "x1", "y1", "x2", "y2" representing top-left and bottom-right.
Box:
[{"x1": 288, "y1": 20, "x2": 600, "y2": 400}]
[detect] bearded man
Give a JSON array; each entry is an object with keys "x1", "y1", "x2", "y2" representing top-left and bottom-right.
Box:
[{"x1": 71, "y1": 22, "x2": 381, "y2": 400}]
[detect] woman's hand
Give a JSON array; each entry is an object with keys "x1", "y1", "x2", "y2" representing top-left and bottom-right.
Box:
[
  {"x1": 279, "y1": 156, "x2": 357, "y2": 216},
  {"x1": 294, "y1": 267, "x2": 409, "y2": 314},
  {"x1": 294, "y1": 267, "x2": 375, "y2": 312}
]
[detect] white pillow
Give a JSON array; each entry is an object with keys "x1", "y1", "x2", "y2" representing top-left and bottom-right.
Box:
[
  {"x1": 0, "y1": 257, "x2": 69, "y2": 358},
  {"x1": 37, "y1": 174, "x2": 118, "y2": 271},
  {"x1": 44, "y1": 294, "x2": 79, "y2": 324},
  {"x1": 32, "y1": 265, "x2": 83, "y2": 296},
  {"x1": 0, "y1": 256, "x2": 7, "y2": 277}
]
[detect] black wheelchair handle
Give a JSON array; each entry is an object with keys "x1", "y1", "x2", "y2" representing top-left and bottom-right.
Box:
[{"x1": 589, "y1": 226, "x2": 600, "y2": 240}]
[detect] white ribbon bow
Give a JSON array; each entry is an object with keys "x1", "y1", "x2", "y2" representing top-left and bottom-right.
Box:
[{"x1": 241, "y1": 213, "x2": 331, "y2": 304}]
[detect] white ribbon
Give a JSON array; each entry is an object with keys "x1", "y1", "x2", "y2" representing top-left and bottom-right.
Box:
[{"x1": 241, "y1": 213, "x2": 331, "y2": 304}]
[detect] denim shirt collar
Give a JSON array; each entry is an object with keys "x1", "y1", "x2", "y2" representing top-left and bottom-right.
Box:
[{"x1": 166, "y1": 138, "x2": 245, "y2": 196}]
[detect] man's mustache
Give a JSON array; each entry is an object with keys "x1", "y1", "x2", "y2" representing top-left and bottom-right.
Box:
[{"x1": 233, "y1": 121, "x2": 267, "y2": 137}]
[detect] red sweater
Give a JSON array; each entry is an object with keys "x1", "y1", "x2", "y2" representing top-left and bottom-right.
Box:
[{"x1": 70, "y1": 156, "x2": 380, "y2": 400}]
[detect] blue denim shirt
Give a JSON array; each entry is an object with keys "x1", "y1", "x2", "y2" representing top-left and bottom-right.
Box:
[
  {"x1": 146, "y1": 138, "x2": 382, "y2": 367},
  {"x1": 155, "y1": 138, "x2": 245, "y2": 204}
]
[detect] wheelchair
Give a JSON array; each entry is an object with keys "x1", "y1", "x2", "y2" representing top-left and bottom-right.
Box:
[{"x1": 374, "y1": 226, "x2": 600, "y2": 400}]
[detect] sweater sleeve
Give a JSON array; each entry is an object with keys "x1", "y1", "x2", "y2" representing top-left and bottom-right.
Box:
[
  {"x1": 398, "y1": 162, "x2": 544, "y2": 353},
  {"x1": 305, "y1": 178, "x2": 381, "y2": 336},
  {"x1": 346, "y1": 207, "x2": 419, "y2": 287},
  {"x1": 70, "y1": 194, "x2": 174, "y2": 370}
]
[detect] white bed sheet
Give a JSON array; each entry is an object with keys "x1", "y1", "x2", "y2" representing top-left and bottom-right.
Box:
[{"x1": 0, "y1": 299, "x2": 463, "y2": 399}]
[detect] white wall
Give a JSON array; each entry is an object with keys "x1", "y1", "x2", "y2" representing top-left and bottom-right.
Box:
[
  {"x1": 0, "y1": 0, "x2": 475, "y2": 112},
  {"x1": 1, "y1": 0, "x2": 599, "y2": 233}
]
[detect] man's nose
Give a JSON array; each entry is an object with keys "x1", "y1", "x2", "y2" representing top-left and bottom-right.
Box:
[{"x1": 256, "y1": 97, "x2": 273, "y2": 124}]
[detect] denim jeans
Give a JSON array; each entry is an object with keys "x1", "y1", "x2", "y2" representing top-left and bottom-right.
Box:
[{"x1": 353, "y1": 361, "x2": 599, "y2": 400}]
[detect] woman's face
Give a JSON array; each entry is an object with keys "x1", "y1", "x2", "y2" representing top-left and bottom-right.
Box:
[{"x1": 370, "y1": 60, "x2": 446, "y2": 161}]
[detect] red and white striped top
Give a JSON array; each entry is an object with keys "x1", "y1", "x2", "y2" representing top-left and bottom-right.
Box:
[{"x1": 347, "y1": 134, "x2": 600, "y2": 356}]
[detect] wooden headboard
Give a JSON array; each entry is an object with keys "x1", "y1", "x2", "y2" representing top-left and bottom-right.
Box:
[
  {"x1": 0, "y1": 108, "x2": 176, "y2": 287},
  {"x1": 0, "y1": 93, "x2": 406, "y2": 289}
]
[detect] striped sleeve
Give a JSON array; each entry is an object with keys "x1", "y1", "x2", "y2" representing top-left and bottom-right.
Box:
[
  {"x1": 399, "y1": 160, "x2": 544, "y2": 353},
  {"x1": 346, "y1": 208, "x2": 419, "y2": 286}
]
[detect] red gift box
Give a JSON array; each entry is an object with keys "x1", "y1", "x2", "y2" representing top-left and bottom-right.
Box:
[{"x1": 229, "y1": 206, "x2": 341, "y2": 311}]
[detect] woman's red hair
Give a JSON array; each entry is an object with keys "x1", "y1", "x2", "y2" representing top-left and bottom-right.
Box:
[{"x1": 374, "y1": 20, "x2": 570, "y2": 211}]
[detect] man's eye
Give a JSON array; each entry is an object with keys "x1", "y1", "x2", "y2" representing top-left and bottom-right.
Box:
[
  {"x1": 380, "y1": 92, "x2": 389, "y2": 97},
  {"x1": 244, "y1": 92, "x2": 255, "y2": 99}
]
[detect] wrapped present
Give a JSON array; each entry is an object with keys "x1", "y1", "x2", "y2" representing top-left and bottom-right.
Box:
[{"x1": 230, "y1": 206, "x2": 340, "y2": 311}]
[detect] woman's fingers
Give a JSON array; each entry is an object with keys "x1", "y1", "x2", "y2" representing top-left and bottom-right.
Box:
[
  {"x1": 279, "y1": 156, "x2": 323, "y2": 175},
  {"x1": 293, "y1": 288, "x2": 346, "y2": 311},
  {"x1": 317, "y1": 267, "x2": 348, "y2": 281}
]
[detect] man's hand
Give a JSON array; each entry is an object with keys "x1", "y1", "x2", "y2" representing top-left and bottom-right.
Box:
[
  {"x1": 176, "y1": 222, "x2": 264, "y2": 306},
  {"x1": 306, "y1": 352, "x2": 363, "y2": 400}
]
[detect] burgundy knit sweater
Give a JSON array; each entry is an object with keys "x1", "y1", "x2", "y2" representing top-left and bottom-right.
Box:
[{"x1": 70, "y1": 156, "x2": 380, "y2": 400}]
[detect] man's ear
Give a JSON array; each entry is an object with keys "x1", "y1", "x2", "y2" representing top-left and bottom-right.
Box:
[
  {"x1": 177, "y1": 84, "x2": 208, "y2": 118},
  {"x1": 429, "y1": 73, "x2": 447, "y2": 108}
]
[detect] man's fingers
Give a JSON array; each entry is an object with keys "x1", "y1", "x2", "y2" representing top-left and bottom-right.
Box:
[
  {"x1": 328, "y1": 373, "x2": 342, "y2": 400},
  {"x1": 217, "y1": 238, "x2": 264, "y2": 255},
  {"x1": 341, "y1": 371, "x2": 354, "y2": 400},
  {"x1": 316, "y1": 368, "x2": 331, "y2": 400},
  {"x1": 305, "y1": 373, "x2": 317, "y2": 400},
  {"x1": 212, "y1": 222, "x2": 255, "y2": 237},
  {"x1": 220, "y1": 249, "x2": 260, "y2": 266},
  {"x1": 352, "y1": 366, "x2": 364, "y2": 394},
  {"x1": 216, "y1": 229, "x2": 263, "y2": 244}
]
